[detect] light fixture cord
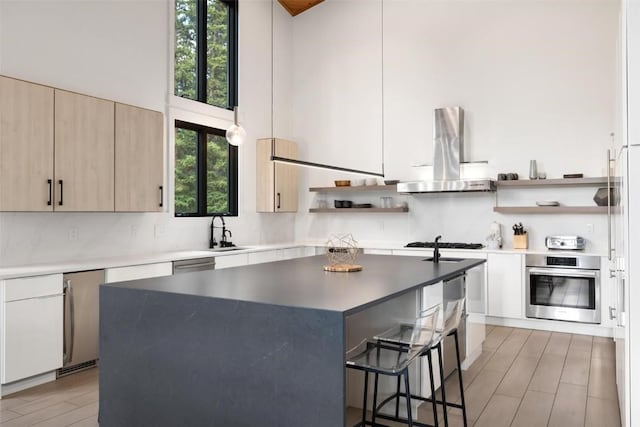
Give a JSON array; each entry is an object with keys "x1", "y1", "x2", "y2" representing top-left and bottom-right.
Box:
[
  {"x1": 271, "y1": 0, "x2": 274, "y2": 141},
  {"x1": 381, "y1": 0, "x2": 385, "y2": 177}
]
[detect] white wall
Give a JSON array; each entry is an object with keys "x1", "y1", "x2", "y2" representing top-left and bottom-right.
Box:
[
  {"x1": 0, "y1": 0, "x2": 620, "y2": 264},
  {"x1": 0, "y1": 0, "x2": 295, "y2": 265},
  {"x1": 292, "y1": 0, "x2": 619, "y2": 253}
]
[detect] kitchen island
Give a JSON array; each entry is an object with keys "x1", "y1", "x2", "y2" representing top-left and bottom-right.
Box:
[{"x1": 99, "y1": 254, "x2": 485, "y2": 426}]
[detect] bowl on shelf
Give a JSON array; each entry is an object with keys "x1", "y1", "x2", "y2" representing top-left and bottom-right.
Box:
[
  {"x1": 536, "y1": 201, "x2": 560, "y2": 207},
  {"x1": 384, "y1": 180, "x2": 399, "y2": 185},
  {"x1": 334, "y1": 200, "x2": 353, "y2": 208},
  {"x1": 334, "y1": 180, "x2": 351, "y2": 187}
]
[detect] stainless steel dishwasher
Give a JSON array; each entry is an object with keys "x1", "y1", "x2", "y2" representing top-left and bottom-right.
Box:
[
  {"x1": 58, "y1": 269, "x2": 104, "y2": 377},
  {"x1": 173, "y1": 257, "x2": 216, "y2": 274}
]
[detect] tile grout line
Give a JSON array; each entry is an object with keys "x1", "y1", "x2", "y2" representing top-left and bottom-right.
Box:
[
  {"x1": 582, "y1": 336, "x2": 594, "y2": 427},
  {"x1": 474, "y1": 327, "x2": 524, "y2": 426},
  {"x1": 507, "y1": 330, "x2": 552, "y2": 427}
]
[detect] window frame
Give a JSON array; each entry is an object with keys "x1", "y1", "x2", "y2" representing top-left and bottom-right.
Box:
[
  {"x1": 174, "y1": 120, "x2": 238, "y2": 217},
  {"x1": 177, "y1": 0, "x2": 239, "y2": 110}
]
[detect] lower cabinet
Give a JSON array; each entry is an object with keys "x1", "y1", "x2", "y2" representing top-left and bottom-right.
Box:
[
  {"x1": 1, "y1": 274, "x2": 63, "y2": 384},
  {"x1": 215, "y1": 253, "x2": 249, "y2": 269},
  {"x1": 487, "y1": 253, "x2": 524, "y2": 318},
  {"x1": 104, "y1": 262, "x2": 173, "y2": 283}
]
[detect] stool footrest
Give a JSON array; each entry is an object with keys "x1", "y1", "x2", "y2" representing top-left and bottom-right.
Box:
[{"x1": 375, "y1": 391, "x2": 465, "y2": 415}]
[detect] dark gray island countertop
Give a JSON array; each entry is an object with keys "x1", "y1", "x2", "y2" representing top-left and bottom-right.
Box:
[
  {"x1": 102, "y1": 254, "x2": 485, "y2": 315},
  {"x1": 99, "y1": 254, "x2": 486, "y2": 426}
]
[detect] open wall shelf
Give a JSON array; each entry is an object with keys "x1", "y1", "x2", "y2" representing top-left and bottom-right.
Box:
[
  {"x1": 309, "y1": 207, "x2": 408, "y2": 213},
  {"x1": 493, "y1": 206, "x2": 615, "y2": 214},
  {"x1": 309, "y1": 185, "x2": 397, "y2": 193},
  {"x1": 495, "y1": 177, "x2": 616, "y2": 188}
]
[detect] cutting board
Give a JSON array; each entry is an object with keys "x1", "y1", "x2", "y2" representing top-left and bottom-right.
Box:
[{"x1": 323, "y1": 264, "x2": 363, "y2": 273}]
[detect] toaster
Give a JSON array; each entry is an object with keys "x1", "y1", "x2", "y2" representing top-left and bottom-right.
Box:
[{"x1": 545, "y1": 235, "x2": 586, "y2": 250}]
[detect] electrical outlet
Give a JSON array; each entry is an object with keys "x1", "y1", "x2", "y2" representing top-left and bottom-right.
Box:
[
  {"x1": 587, "y1": 223, "x2": 594, "y2": 234},
  {"x1": 69, "y1": 227, "x2": 79, "y2": 241}
]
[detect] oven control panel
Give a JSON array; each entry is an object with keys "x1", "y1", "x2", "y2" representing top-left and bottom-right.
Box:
[{"x1": 526, "y1": 254, "x2": 600, "y2": 270}]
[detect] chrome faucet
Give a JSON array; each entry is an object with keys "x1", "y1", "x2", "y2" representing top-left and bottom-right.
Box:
[{"x1": 433, "y1": 235, "x2": 442, "y2": 263}]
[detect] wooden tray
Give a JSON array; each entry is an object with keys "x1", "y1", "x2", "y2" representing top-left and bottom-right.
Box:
[{"x1": 323, "y1": 264, "x2": 363, "y2": 273}]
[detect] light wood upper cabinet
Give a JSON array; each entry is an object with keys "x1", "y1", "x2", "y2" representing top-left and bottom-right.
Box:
[
  {"x1": 114, "y1": 103, "x2": 164, "y2": 212},
  {"x1": 54, "y1": 90, "x2": 115, "y2": 212},
  {"x1": 0, "y1": 77, "x2": 54, "y2": 211},
  {"x1": 256, "y1": 138, "x2": 298, "y2": 212}
]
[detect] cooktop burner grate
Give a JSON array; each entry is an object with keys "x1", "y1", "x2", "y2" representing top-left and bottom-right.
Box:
[{"x1": 405, "y1": 241, "x2": 484, "y2": 249}]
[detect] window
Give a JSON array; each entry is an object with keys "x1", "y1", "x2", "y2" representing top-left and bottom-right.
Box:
[
  {"x1": 175, "y1": 121, "x2": 238, "y2": 216},
  {"x1": 174, "y1": 0, "x2": 238, "y2": 109}
]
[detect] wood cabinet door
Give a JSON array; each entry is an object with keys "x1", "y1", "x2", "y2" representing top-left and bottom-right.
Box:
[
  {"x1": 274, "y1": 139, "x2": 298, "y2": 212},
  {"x1": 256, "y1": 138, "x2": 298, "y2": 212},
  {"x1": 0, "y1": 76, "x2": 54, "y2": 211},
  {"x1": 54, "y1": 90, "x2": 114, "y2": 211},
  {"x1": 256, "y1": 138, "x2": 275, "y2": 212},
  {"x1": 114, "y1": 103, "x2": 163, "y2": 212}
]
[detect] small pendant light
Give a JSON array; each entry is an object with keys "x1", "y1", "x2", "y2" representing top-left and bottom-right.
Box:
[{"x1": 226, "y1": 106, "x2": 246, "y2": 146}]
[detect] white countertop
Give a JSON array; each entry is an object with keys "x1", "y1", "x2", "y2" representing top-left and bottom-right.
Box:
[
  {"x1": 0, "y1": 243, "x2": 308, "y2": 280},
  {"x1": 0, "y1": 240, "x2": 605, "y2": 280},
  {"x1": 307, "y1": 239, "x2": 605, "y2": 257}
]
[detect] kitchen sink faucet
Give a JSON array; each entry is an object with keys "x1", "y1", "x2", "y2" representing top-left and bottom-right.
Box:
[
  {"x1": 210, "y1": 216, "x2": 234, "y2": 248},
  {"x1": 433, "y1": 235, "x2": 442, "y2": 263}
]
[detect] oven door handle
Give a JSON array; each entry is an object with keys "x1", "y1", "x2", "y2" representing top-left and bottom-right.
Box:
[{"x1": 527, "y1": 267, "x2": 599, "y2": 279}]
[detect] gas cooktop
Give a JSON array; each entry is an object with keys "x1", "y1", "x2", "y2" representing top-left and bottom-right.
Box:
[{"x1": 405, "y1": 241, "x2": 484, "y2": 250}]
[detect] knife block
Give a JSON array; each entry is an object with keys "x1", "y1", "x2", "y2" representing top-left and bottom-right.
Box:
[{"x1": 513, "y1": 233, "x2": 528, "y2": 249}]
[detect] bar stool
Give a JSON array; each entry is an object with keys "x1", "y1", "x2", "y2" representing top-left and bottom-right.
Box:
[
  {"x1": 345, "y1": 304, "x2": 440, "y2": 427},
  {"x1": 374, "y1": 298, "x2": 468, "y2": 427}
]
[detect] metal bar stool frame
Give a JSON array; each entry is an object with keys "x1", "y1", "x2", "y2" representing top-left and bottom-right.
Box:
[
  {"x1": 346, "y1": 306, "x2": 440, "y2": 427},
  {"x1": 373, "y1": 298, "x2": 468, "y2": 427}
]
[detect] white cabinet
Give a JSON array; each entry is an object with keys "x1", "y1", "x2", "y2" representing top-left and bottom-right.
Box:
[
  {"x1": 282, "y1": 246, "x2": 315, "y2": 259},
  {"x1": 246, "y1": 247, "x2": 316, "y2": 266},
  {"x1": 1, "y1": 274, "x2": 63, "y2": 384},
  {"x1": 487, "y1": 253, "x2": 524, "y2": 318},
  {"x1": 215, "y1": 253, "x2": 249, "y2": 269},
  {"x1": 247, "y1": 251, "x2": 281, "y2": 265},
  {"x1": 363, "y1": 249, "x2": 393, "y2": 255},
  {"x1": 105, "y1": 262, "x2": 173, "y2": 283}
]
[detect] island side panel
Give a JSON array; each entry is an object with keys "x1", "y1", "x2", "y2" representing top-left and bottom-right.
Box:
[{"x1": 99, "y1": 286, "x2": 345, "y2": 427}]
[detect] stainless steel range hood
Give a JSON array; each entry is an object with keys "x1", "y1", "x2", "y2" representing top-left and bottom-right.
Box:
[{"x1": 397, "y1": 107, "x2": 495, "y2": 193}]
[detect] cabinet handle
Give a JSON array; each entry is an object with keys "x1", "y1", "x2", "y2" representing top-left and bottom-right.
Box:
[
  {"x1": 63, "y1": 279, "x2": 75, "y2": 364},
  {"x1": 58, "y1": 179, "x2": 64, "y2": 206},
  {"x1": 159, "y1": 186, "x2": 163, "y2": 207},
  {"x1": 47, "y1": 179, "x2": 52, "y2": 206},
  {"x1": 607, "y1": 149, "x2": 612, "y2": 260},
  {"x1": 609, "y1": 306, "x2": 617, "y2": 320},
  {"x1": 277, "y1": 192, "x2": 281, "y2": 210}
]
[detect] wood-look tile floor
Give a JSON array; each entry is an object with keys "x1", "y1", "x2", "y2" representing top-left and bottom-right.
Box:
[
  {"x1": 0, "y1": 326, "x2": 620, "y2": 426},
  {"x1": 347, "y1": 326, "x2": 621, "y2": 427},
  {"x1": 0, "y1": 368, "x2": 98, "y2": 427}
]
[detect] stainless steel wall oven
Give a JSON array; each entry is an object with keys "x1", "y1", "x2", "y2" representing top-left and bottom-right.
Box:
[{"x1": 525, "y1": 254, "x2": 601, "y2": 324}]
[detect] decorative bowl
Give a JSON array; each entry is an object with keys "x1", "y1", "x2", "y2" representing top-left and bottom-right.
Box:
[{"x1": 334, "y1": 180, "x2": 351, "y2": 187}]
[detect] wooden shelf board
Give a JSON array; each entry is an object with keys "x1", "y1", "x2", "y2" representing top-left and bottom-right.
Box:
[
  {"x1": 309, "y1": 185, "x2": 397, "y2": 193},
  {"x1": 495, "y1": 177, "x2": 617, "y2": 188},
  {"x1": 309, "y1": 207, "x2": 409, "y2": 213},
  {"x1": 493, "y1": 206, "x2": 615, "y2": 214}
]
